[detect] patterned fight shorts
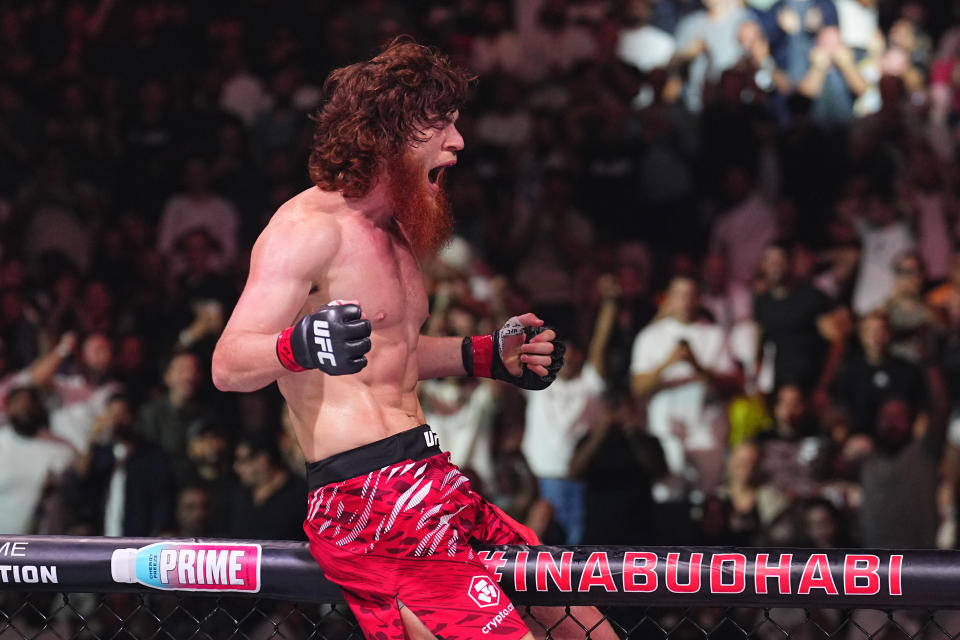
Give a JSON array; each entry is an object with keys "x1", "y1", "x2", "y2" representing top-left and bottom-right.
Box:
[{"x1": 303, "y1": 424, "x2": 538, "y2": 640}]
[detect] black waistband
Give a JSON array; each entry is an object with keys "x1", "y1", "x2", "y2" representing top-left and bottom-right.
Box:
[{"x1": 305, "y1": 424, "x2": 441, "y2": 491}]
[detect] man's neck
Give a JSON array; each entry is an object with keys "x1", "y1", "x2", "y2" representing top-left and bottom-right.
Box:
[{"x1": 343, "y1": 181, "x2": 394, "y2": 226}]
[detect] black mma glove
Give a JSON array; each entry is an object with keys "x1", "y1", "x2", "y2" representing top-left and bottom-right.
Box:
[
  {"x1": 277, "y1": 300, "x2": 371, "y2": 375},
  {"x1": 462, "y1": 317, "x2": 565, "y2": 390}
]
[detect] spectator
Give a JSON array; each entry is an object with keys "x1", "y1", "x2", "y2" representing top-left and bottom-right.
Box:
[
  {"x1": 72, "y1": 393, "x2": 175, "y2": 536},
  {"x1": 0, "y1": 286, "x2": 40, "y2": 370},
  {"x1": 845, "y1": 395, "x2": 944, "y2": 547},
  {"x1": 422, "y1": 375, "x2": 499, "y2": 490},
  {"x1": 0, "y1": 386, "x2": 75, "y2": 534},
  {"x1": 616, "y1": 0, "x2": 677, "y2": 73},
  {"x1": 570, "y1": 393, "x2": 665, "y2": 544},
  {"x1": 156, "y1": 156, "x2": 240, "y2": 276},
  {"x1": 700, "y1": 251, "x2": 753, "y2": 330},
  {"x1": 46, "y1": 332, "x2": 123, "y2": 453},
  {"x1": 720, "y1": 441, "x2": 765, "y2": 540},
  {"x1": 672, "y1": 0, "x2": 749, "y2": 112},
  {"x1": 799, "y1": 496, "x2": 850, "y2": 547},
  {"x1": 136, "y1": 351, "x2": 209, "y2": 484},
  {"x1": 850, "y1": 182, "x2": 916, "y2": 316},
  {"x1": 882, "y1": 251, "x2": 941, "y2": 364},
  {"x1": 832, "y1": 310, "x2": 927, "y2": 435},
  {"x1": 228, "y1": 431, "x2": 307, "y2": 541},
  {"x1": 709, "y1": 162, "x2": 778, "y2": 287},
  {"x1": 899, "y1": 144, "x2": 952, "y2": 282},
  {"x1": 184, "y1": 421, "x2": 235, "y2": 536},
  {"x1": 172, "y1": 483, "x2": 214, "y2": 538},
  {"x1": 631, "y1": 276, "x2": 742, "y2": 500},
  {"x1": 489, "y1": 435, "x2": 566, "y2": 545},
  {"x1": 796, "y1": 25, "x2": 868, "y2": 126},
  {"x1": 753, "y1": 243, "x2": 850, "y2": 397},
  {"x1": 754, "y1": 385, "x2": 831, "y2": 503},
  {"x1": 520, "y1": 274, "x2": 616, "y2": 544}
]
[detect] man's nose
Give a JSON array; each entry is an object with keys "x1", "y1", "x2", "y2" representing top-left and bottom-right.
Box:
[{"x1": 445, "y1": 125, "x2": 464, "y2": 151}]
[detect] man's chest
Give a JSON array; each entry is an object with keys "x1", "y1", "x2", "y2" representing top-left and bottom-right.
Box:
[{"x1": 319, "y1": 227, "x2": 429, "y2": 332}]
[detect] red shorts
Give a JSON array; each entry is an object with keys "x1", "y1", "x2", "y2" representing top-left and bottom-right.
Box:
[{"x1": 303, "y1": 425, "x2": 538, "y2": 640}]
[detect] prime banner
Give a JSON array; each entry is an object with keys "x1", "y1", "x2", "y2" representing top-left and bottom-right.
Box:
[{"x1": 0, "y1": 536, "x2": 948, "y2": 608}]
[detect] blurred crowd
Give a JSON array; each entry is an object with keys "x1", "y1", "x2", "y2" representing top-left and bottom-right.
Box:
[{"x1": 3, "y1": 0, "x2": 960, "y2": 558}]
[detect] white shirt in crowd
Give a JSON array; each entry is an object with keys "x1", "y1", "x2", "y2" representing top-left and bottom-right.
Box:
[
  {"x1": 852, "y1": 218, "x2": 915, "y2": 315},
  {"x1": 617, "y1": 25, "x2": 676, "y2": 72},
  {"x1": 521, "y1": 363, "x2": 605, "y2": 479},
  {"x1": 631, "y1": 317, "x2": 735, "y2": 487},
  {"x1": 157, "y1": 194, "x2": 240, "y2": 274},
  {"x1": 836, "y1": 0, "x2": 879, "y2": 51},
  {"x1": 0, "y1": 427, "x2": 76, "y2": 534},
  {"x1": 103, "y1": 442, "x2": 130, "y2": 537},
  {"x1": 422, "y1": 381, "x2": 497, "y2": 490},
  {"x1": 675, "y1": 5, "x2": 748, "y2": 111},
  {"x1": 48, "y1": 374, "x2": 121, "y2": 454},
  {"x1": 709, "y1": 192, "x2": 778, "y2": 286}
]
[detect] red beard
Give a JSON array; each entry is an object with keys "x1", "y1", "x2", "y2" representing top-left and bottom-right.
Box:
[{"x1": 387, "y1": 151, "x2": 453, "y2": 260}]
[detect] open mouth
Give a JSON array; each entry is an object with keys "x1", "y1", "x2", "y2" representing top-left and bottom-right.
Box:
[{"x1": 427, "y1": 161, "x2": 456, "y2": 192}]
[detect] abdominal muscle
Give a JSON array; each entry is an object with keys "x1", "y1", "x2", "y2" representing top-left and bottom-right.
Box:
[{"x1": 278, "y1": 329, "x2": 426, "y2": 463}]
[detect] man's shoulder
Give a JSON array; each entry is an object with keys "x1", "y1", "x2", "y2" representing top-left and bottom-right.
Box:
[
  {"x1": 9, "y1": 430, "x2": 76, "y2": 460},
  {"x1": 269, "y1": 187, "x2": 343, "y2": 228},
  {"x1": 257, "y1": 188, "x2": 344, "y2": 256},
  {"x1": 639, "y1": 316, "x2": 677, "y2": 336}
]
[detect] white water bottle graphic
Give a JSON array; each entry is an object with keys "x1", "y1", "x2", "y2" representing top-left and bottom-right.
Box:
[{"x1": 111, "y1": 542, "x2": 262, "y2": 593}]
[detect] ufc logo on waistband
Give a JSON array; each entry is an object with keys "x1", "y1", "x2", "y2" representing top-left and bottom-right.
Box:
[
  {"x1": 423, "y1": 431, "x2": 439, "y2": 448},
  {"x1": 312, "y1": 320, "x2": 337, "y2": 366}
]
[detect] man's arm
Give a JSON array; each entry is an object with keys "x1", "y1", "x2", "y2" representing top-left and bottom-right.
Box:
[
  {"x1": 417, "y1": 335, "x2": 469, "y2": 379},
  {"x1": 417, "y1": 313, "x2": 558, "y2": 381},
  {"x1": 27, "y1": 333, "x2": 77, "y2": 388},
  {"x1": 813, "y1": 306, "x2": 852, "y2": 402},
  {"x1": 631, "y1": 347, "x2": 686, "y2": 397},
  {"x1": 212, "y1": 214, "x2": 338, "y2": 392},
  {"x1": 588, "y1": 275, "x2": 619, "y2": 378}
]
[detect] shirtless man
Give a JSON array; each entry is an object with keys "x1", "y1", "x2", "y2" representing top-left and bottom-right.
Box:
[{"x1": 212, "y1": 40, "x2": 612, "y2": 640}]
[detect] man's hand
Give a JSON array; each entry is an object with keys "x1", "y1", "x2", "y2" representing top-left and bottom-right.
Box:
[
  {"x1": 463, "y1": 313, "x2": 565, "y2": 390},
  {"x1": 665, "y1": 340, "x2": 696, "y2": 369},
  {"x1": 596, "y1": 274, "x2": 622, "y2": 301},
  {"x1": 277, "y1": 301, "x2": 372, "y2": 375}
]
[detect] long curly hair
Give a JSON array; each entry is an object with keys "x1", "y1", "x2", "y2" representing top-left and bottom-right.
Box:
[{"x1": 308, "y1": 38, "x2": 474, "y2": 198}]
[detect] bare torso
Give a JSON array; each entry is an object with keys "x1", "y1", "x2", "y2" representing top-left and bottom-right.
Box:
[{"x1": 273, "y1": 188, "x2": 430, "y2": 462}]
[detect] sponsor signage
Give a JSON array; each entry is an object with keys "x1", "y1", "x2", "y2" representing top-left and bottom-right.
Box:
[
  {"x1": 476, "y1": 548, "x2": 913, "y2": 606},
  {"x1": 111, "y1": 542, "x2": 261, "y2": 593},
  {"x1": 1, "y1": 537, "x2": 958, "y2": 608}
]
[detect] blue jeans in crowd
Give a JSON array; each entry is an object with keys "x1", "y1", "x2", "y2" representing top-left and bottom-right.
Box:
[{"x1": 537, "y1": 477, "x2": 585, "y2": 546}]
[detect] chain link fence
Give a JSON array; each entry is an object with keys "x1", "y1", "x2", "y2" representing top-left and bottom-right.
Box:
[{"x1": 3, "y1": 592, "x2": 960, "y2": 640}]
